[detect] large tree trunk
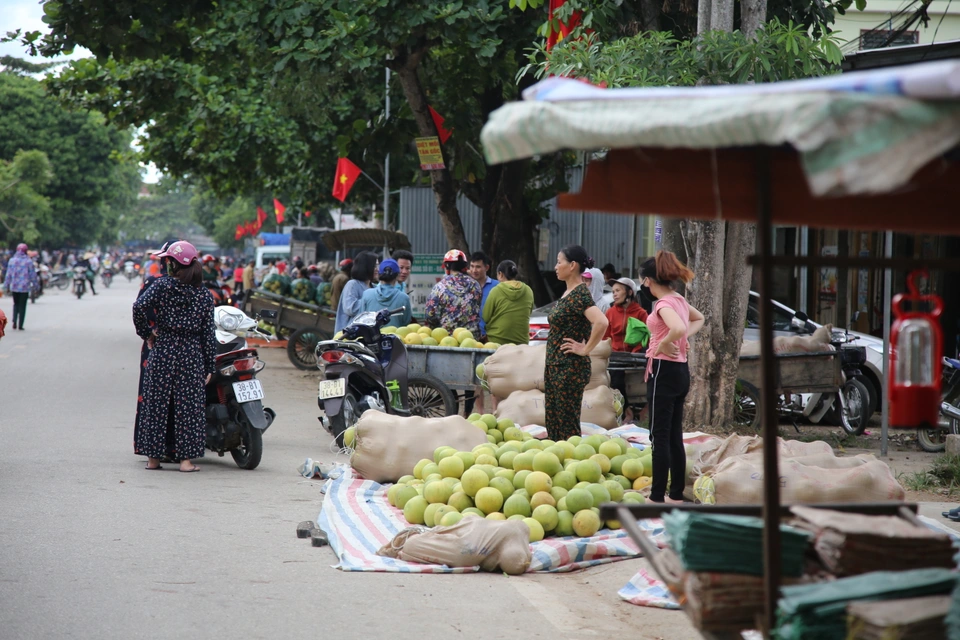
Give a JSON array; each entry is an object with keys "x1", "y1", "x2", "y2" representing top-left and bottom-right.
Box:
[
  {"x1": 683, "y1": 220, "x2": 756, "y2": 430},
  {"x1": 740, "y1": 0, "x2": 767, "y2": 39},
  {"x1": 639, "y1": 0, "x2": 661, "y2": 32},
  {"x1": 390, "y1": 48, "x2": 469, "y2": 253},
  {"x1": 698, "y1": 0, "x2": 734, "y2": 33}
]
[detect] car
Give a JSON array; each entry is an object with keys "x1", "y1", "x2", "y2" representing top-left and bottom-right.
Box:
[{"x1": 528, "y1": 288, "x2": 886, "y2": 418}]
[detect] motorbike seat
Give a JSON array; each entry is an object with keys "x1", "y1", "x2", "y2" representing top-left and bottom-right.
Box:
[{"x1": 945, "y1": 358, "x2": 960, "y2": 370}]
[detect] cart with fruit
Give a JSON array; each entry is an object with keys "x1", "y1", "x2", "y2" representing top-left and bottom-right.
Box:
[
  {"x1": 243, "y1": 289, "x2": 336, "y2": 370},
  {"x1": 404, "y1": 344, "x2": 494, "y2": 416}
]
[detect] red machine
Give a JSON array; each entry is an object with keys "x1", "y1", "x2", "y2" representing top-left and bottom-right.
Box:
[{"x1": 889, "y1": 270, "x2": 943, "y2": 428}]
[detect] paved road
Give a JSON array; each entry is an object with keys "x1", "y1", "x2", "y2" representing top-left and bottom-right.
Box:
[{"x1": 0, "y1": 281, "x2": 688, "y2": 639}]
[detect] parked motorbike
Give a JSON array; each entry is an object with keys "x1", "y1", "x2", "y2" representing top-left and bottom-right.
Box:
[
  {"x1": 916, "y1": 357, "x2": 960, "y2": 453},
  {"x1": 101, "y1": 268, "x2": 113, "y2": 288},
  {"x1": 205, "y1": 306, "x2": 278, "y2": 469},
  {"x1": 316, "y1": 308, "x2": 454, "y2": 446},
  {"x1": 72, "y1": 269, "x2": 87, "y2": 300},
  {"x1": 49, "y1": 270, "x2": 70, "y2": 291}
]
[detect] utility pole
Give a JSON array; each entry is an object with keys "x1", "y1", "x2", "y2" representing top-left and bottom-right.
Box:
[{"x1": 383, "y1": 67, "x2": 391, "y2": 231}]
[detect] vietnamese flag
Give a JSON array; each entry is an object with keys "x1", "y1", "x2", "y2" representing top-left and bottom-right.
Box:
[
  {"x1": 244, "y1": 221, "x2": 257, "y2": 237},
  {"x1": 256, "y1": 206, "x2": 268, "y2": 231},
  {"x1": 332, "y1": 157, "x2": 362, "y2": 203},
  {"x1": 547, "y1": 0, "x2": 582, "y2": 50},
  {"x1": 428, "y1": 106, "x2": 452, "y2": 144},
  {"x1": 273, "y1": 199, "x2": 286, "y2": 225},
  {"x1": 235, "y1": 224, "x2": 245, "y2": 241}
]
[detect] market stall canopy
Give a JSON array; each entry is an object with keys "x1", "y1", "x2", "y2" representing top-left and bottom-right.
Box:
[
  {"x1": 321, "y1": 228, "x2": 412, "y2": 253},
  {"x1": 480, "y1": 60, "x2": 960, "y2": 233}
]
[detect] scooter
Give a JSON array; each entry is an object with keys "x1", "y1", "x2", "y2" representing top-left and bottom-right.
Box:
[
  {"x1": 917, "y1": 357, "x2": 960, "y2": 453},
  {"x1": 72, "y1": 269, "x2": 87, "y2": 299},
  {"x1": 316, "y1": 308, "x2": 452, "y2": 446},
  {"x1": 205, "y1": 306, "x2": 278, "y2": 469},
  {"x1": 124, "y1": 261, "x2": 137, "y2": 282},
  {"x1": 101, "y1": 268, "x2": 113, "y2": 288}
]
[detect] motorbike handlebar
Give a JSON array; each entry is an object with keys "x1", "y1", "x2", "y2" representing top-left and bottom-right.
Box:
[{"x1": 388, "y1": 307, "x2": 406, "y2": 316}]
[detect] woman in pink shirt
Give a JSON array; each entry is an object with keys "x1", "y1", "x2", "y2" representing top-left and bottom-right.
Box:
[{"x1": 641, "y1": 251, "x2": 705, "y2": 504}]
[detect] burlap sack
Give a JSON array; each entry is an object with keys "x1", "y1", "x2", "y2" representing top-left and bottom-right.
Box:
[
  {"x1": 483, "y1": 340, "x2": 612, "y2": 399},
  {"x1": 495, "y1": 385, "x2": 620, "y2": 430},
  {"x1": 350, "y1": 412, "x2": 488, "y2": 483},
  {"x1": 706, "y1": 456, "x2": 905, "y2": 505},
  {"x1": 740, "y1": 324, "x2": 835, "y2": 356},
  {"x1": 377, "y1": 518, "x2": 532, "y2": 574},
  {"x1": 692, "y1": 434, "x2": 833, "y2": 478}
]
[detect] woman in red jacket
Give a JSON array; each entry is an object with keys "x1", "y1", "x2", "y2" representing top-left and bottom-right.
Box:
[{"x1": 604, "y1": 277, "x2": 648, "y2": 352}]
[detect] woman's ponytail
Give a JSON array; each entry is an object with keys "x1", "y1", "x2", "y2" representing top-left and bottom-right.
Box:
[
  {"x1": 497, "y1": 260, "x2": 520, "y2": 281},
  {"x1": 641, "y1": 250, "x2": 694, "y2": 286}
]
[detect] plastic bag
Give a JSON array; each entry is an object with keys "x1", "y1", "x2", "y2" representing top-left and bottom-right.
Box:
[
  {"x1": 378, "y1": 517, "x2": 532, "y2": 574},
  {"x1": 625, "y1": 317, "x2": 650, "y2": 347}
]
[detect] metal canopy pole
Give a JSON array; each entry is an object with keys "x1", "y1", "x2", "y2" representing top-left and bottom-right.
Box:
[
  {"x1": 756, "y1": 149, "x2": 782, "y2": 636},
  {"x1": 384, "y1": 67, "x2": 391, "y2": 233},
  {"x1": 881, "y1": 230, "x2": 893, "y2": 457}
]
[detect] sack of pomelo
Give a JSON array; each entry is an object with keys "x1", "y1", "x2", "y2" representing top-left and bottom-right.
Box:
[
  {"x1": 483, "y1": 340, "x2": 612, "y2": 399},
  {"x1": 495, "y1": 385, "x2": 621, "y2": 430},
  {"x1": 378, "y1": 517, "x2": 531, "y2": 574},
  {"x1": 350, "y1": 412, "x2": 488, "y2": 483}
]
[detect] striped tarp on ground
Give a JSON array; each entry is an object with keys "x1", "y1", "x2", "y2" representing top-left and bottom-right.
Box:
[{"x1": 317, "y1": 468, "x2": 668, "y2": 573}]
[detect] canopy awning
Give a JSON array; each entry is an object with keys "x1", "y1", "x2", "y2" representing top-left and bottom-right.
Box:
[
  {"x1": 480, "y1": 60, "x2": 960, "y2": 230},
  {"x1": 321, "y1": 228, "x2": 411, "y2": 252}
]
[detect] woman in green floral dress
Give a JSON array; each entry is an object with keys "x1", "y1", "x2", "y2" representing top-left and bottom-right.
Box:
[{"x1": 544, "y1": 246, "x2": 610, "y2": 441}]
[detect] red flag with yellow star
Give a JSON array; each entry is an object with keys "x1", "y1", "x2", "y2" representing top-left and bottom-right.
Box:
[
  {"x1": 332, "y1": 158, "x2": 361, "y2": 203},
  {"x1": 256, "y1": 206, "x2": 268, "y2": 231},
  {"x1": 235, "y1": 224, "x2": 245, "y2": 240},
  {"x1": 547, "y1": 0, "x2": 582, "y2": 50},
  {"x1": 273, "y1": 199, "x2": 286, "y2": 225}
]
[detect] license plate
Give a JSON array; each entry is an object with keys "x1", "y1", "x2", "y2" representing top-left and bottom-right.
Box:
[
  {"x1": 232, "y1": 379, "x2": 264, "y2": 403},
  {"x1": 319, "y1": 378, "x2": 346, "y2": 400}
]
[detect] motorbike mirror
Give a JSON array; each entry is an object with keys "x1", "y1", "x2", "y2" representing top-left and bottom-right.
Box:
[
  {"x1": 794, "y1": 311, "x2": 809, "y2": 322},
  {"x1": 259, "y1": 310, "x2": 278, "y2": 320}
]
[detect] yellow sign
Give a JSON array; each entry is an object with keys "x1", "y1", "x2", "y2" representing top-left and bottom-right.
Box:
[{"x1": 415, "y1": 137, "x2": 445, "y2": 170}]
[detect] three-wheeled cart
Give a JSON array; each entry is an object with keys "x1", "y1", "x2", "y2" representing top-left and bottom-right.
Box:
[
  {"x1": 404, "y1": 345, "x2": 493, "y2": 417},
  {"x1": 243, "y1": 290, "x2": 336, "y2": 370},
  {"x1": 481, "y1": 59, "x2": 960, "y2": 635}
]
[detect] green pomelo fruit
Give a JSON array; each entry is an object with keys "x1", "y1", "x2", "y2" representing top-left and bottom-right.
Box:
[
  {"x1": 507, "y1": 514, "x2": 526, "y2": 522},
  {"x1": 462, "y1": 508, "x2": 485, "y2": 518},
  {"x1": 438, "y1": 456, "x2": 464, "y2": 479},
  {"x1": 460, "y1": 469, "x2": 489, "y2": 497},
  {"x1": 513, "y1": 488, "x2": 530, "y2": 500},
  {"x1": 481, "y1": 414, "x2": 498, "y2": 430},
  {"x1": 433, "y1": 505, "x2": 457, "y2": 524},
  {"x1": 477, "y1": 465, "x2": 498, "y2": 480},
  {"x1": 475, "y1": 454, "x2": 498, "y2": 467},
  {"x1": 625, "y1": 447, "x2": 642, "y2": 458},
  {"x1": 421, "y1": 337, "x2": 439, "y2": 346},
  {"x1": 486, "y1": 512, "x2": 507, "y2": 521},
  {"x1": 533, "y1": 505, "x2": 560, "y2": 532},
  {"x1": 489, "y1": 477, "x2": 515, "y2": 502},
  {"x1": 504, "y1": 427, "x2": 525, "y2": 442},
  {"x1": 567, "y1": 435, "x2": 582, "y2": 446},
  {"x1": 523, "y1": 517, "x2": 545, "y2": 542},
  {"x1": 598, "y1": 441, "x2": 621, "y2": 459},
  {"x1": 530, "y1": 491, "x2": 556, "y2": 510},
  {"x1": 520, "y1": 439, "x2": 542, "y2": 453},
  {"x1": 387, "y1": 484, "x2": 402, "y2": 507},
  {"x1": 611, "y1": 437, "x2": 630, "y2": 455},
  {"x1": 500, "y1": 440, "x2": 524, "y2": 453},
  {"x1": 574, "y1": 444, "x2": 596, "y2": 460},
  {"x1": 424, "y1": 473, "x2": 442, "y2": 484},
  {"x1": 545, "y1": 445, "x2": 568, "y2": 462},
  {"x1": 496, "y1": 418, "x2": 515, "y2": 432},
  {"x1": 503, "y1": 494, "x2": 532, "y2": 518},
  {"x1": 532, "y1": 451, "x2": 563, "y2": 476},
  {"x1": 447, "y1": 491, "x2": 474, "y2": 512},
  {"x1": 621, "y1": 458, "x2": 644, "y2": 480},
  {"x1": 424, "y1": 502, "x2": 445, "y2": 527},
  {"x1": 513, "y1": 451, "x2": 536, "y2": 472},
  {"x1": 343, "y1": 427, "x2": 356, "y2": 448},
  {"x1": 513, "y1": 470, "x2": 532, "y2": 490},
  {"x1": 610, "y1": 455, "x2": 629, "y2": 476},
  {"x1": 498, "y1": 450, "x2": 519, "y2": 469},
  {"x1": 572, "y1": 510, "x2": 602, "y2": 537},
  {"x1": 432, "y1": 327, "x2": 450, "y2": 342},
  {"x1": 397, "y1": 474, "x2": 415, "y2": 484},
  {"x1": 587, "y1": 483, "x2": 612, "y2": 506},
  {"x1": 556, "y1": 496, "x2": 568, "y2": 512},
  {"x1": 565, "y1": 488, "x2": 594, "y2": 513},
  {"x1": 550, "y1": 486, "x2": 568, "y2": 503},
  {"x1": 590, "y1": 454, "x2": 612, "y2": 474},
  {"x1": 422, "y1": 462, "x2": 441, "y2": 478},
  {"x1": 622, "y1": 492, "x2": 646, "y2": 504},
  {"x1": 552, "y1": 470, "x2": 577, "y2": 491},
  {"x1": 475, "y1": 487, "x2": 505, "y2": 514},
  {"x1": 575, "y1": 459, "x2": 603, "y2": 483},
  {"x1": 454, "y1": 451, "x2": 476, "y2": 469},
  {"x1": 524, "y1": 471, "x2": 553, "y2": 495},
  {"x1": 403, "y1": 496, "x2": 428, "y2": 525},
  {"x1": 573, "y1": 481, "x2": 591, "y2": 491},
  {"x1": 641, "y1": 457, "x2": 653, "y2": 477},
  {"x1": 467, "y1": 412, "x2": 481, "y2": 422},
  {"x1": 395, "y1": 486, "x2": 420, "y2": 510},
  {"x1": 439, "y1": 337, "x2": 459, "y2": 347},
  {"x1": 423, "y1": 481, "x2": 454, "y2": 505},
  {"x1": 473, "y1": 444, "x2": 497, "y2": 458},
  {"x1": 612, "y1": 475, "x2": 631, "y2": 491},
  {"x1": 555, "y1": 511, "x2": 575, "y2": 536},
  {"x1": 583, "y1": 434, "x2": 608, "y2": 450},
  {"x1": 494, "y1": 468, "x2": 516, "y2": 482},
  {"x1": 603, "y1": 480, "x2": 625, "y2": 502},
  {"x1": 439, "y1": 511, "x2": 464, "y2": 527},
  {"x1": 487, "y1": 429, "x2": 503, "y2": 443}
]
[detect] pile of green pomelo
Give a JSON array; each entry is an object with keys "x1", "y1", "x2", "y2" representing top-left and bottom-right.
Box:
[
  {"x1": 386, "y1": 414, "x2": 683, "y2": 542},
  {"x1": 381, "y1": 323, "x2": 501, "y2": 350}
]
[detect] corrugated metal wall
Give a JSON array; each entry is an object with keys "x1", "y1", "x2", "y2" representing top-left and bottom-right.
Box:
[{"x1": 399, "y1": 168, "x2": 648, "y2": 277}]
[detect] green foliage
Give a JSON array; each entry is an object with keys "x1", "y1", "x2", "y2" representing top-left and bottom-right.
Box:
[
  {"x1": 0, "y1": 69, "x2": 140, "y2": 247},
  {"x1": 520, "y1": 20, "x2": 842, "y2": 88},
  {"x1": 0, "y1": 150, "x2": 54, "y2": 244},
  {"x1": 117, "y1": 182, "x2": 203, "y2": 246}
]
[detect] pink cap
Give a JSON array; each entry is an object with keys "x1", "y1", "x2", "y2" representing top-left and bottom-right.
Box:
[
  {"x1": 155, "y1": 240, "x2": 199, "y2": 266},
  {"x1": 16, "y1": 243, "x2": 28, "y2": 252},
  {"x1": 582, "y1": 271, "x2": 593, "y2": 279}
]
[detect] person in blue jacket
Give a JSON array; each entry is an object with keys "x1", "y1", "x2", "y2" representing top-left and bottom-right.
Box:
[{"x1": 359, "y1": 259, "x2": 412, "y2": 327}]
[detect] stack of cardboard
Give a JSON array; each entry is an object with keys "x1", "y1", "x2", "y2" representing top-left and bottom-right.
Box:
[{"x1": 846, "y1": 595, "x2": 950, "y2": 640}]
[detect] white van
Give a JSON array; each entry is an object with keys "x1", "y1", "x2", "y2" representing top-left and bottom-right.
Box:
[{"x1": 255, "y1": 245, "x2": 291, "y2": 269}]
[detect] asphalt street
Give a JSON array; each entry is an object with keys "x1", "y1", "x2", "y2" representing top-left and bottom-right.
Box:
[{"x1": 0, "y1": 279, "x2": 691, "y2": 640}]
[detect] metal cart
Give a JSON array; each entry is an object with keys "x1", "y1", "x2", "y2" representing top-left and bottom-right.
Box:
[{"x1": 243, "y1": 290, "x2": 336, "y2": 370}]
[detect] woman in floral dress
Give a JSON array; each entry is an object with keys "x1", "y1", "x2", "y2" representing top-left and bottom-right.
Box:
[
  {"x1": 544, "y1": 246, "x2": 609, "y2": 441},
  {"x1": 132, "y1": 241, "x2": 217, "y2": 472},
  {"x1": 134, "y1": 242, "x2": 171, "y2": 458}
]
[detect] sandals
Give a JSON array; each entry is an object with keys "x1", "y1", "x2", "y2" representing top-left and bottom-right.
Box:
[
  {"x1": 179, "y1": 466, "x2": 200, "y2": 473},
  {"x1": 145, "y1": 464, "x2": 163, "y2": 470}
]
